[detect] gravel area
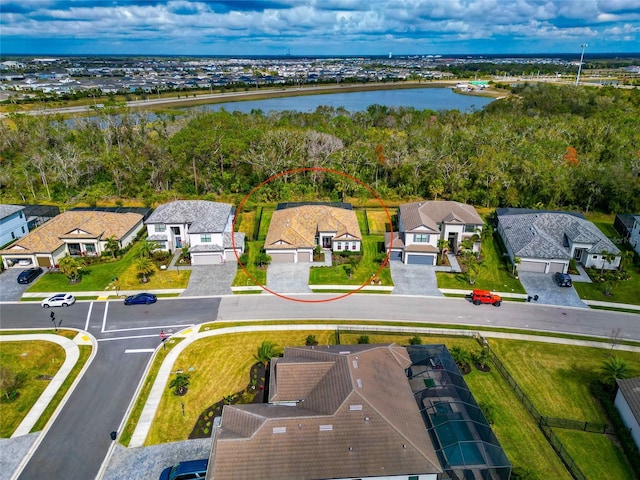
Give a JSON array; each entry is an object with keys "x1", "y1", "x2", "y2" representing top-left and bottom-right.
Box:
[{"x1": 101, "y1": 438, "x2": 212, "y2": 480}]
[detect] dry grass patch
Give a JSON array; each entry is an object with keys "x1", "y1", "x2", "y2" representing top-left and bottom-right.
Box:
[
  {"x1": 237, "y1": 211, "x2": 255, "y2": 236},
  {"x1": 365, "y1": 209, "x2": 393, "y2": 235}
]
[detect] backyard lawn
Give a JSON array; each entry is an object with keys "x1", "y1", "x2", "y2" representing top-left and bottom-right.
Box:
[
  {"x1": 436, "y1": 234, "x2": 525, "y2": 294},
  {"x1": 235, "y1": 210, "x2": 255, "y2": 237},
  {"x1": 365, "y1": 208, "x2": 393, "y2": 235},
  {"x1": 257, "y1": 208, "x2": 274, "y2": 241},
  {"x1": 309, "y1": 236, "x2": 392, "y2": 285}
]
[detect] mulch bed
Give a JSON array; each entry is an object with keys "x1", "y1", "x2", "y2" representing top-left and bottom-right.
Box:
[
  {"x1": 189, "y1": 363, "x2": 266, "y2": 439},
  {"x1": 474, "y1": 362, "x2": 491, "y2": 373}
]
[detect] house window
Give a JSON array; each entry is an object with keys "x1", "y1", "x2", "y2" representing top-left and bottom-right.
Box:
[
  {"x1": 11, "y1": 232, "x2": 15, "y2": 239},
  {"x1": 414, "y1": 234, "x2": 429, "y2": 243},
  {"x1": 465, "y1": 224, "x2": 476, "y2": 233},
  {"x1": 21, "y1": 226, "x2": 25, "y2": 233},
  {"x1": 200, "y1": 234, "x2": 211, "y2": 243},
  {"x1": 351, "y1": 242, "x2": 357, "y2": 250},
  {"x1": 68, "y1": 243, "x2": 81, "y2": 256},
  {"x1": 85, "y1": 244, "x2": 96, "y2": 254},
  {"x1": 154, "y1": 224, "x2": 165, "y2": 233},
  {"x1": 337, "y1": 243, "x2": 342, "y2": 250}
]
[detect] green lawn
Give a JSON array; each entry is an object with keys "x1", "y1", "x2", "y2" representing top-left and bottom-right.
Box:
[
  {"x1": 366, "y1": 209, "x2": 393, "y2": 235},
  {"x1": 257, "y1": 208, "x2": 274, "y2": 241},
  {"x1": 232, "y1": 240, "x2": 267, "y2": 287},
  {"x1": 309, "y1": 236, "x2": 392, "y2": 286},
  {"x1": 573, "y1": 263, "x2": 640, "y2": 305},
  {"x1": 437, "y1": 235, "x2": 526, "y2": 294}
]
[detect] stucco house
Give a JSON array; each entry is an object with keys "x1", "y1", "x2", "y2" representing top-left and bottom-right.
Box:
[
  {"x1": 264, "y1": 204, "x2": 361, "y2": 263},
  {"x1": 0, "y1": 204, "x2": 29, "y2": 247},
  {"x1": 144, "y1": 200, "x2": 244, "y2": 265},
  {"x1": 0, "y1": 210, "x2": 143, "y2": 269},
  {"x1": 208, "y1": 343, "x2": 510, "y2": 480},
  {"x1": 386, "y1": 200, "x2": 484, "y2": 265},
  {"x1": 496, "y1": 208, "x2": 621, "y2": 274},
  {"x1": 615, "y1": 377, "x2": 640, "y2": 450}
]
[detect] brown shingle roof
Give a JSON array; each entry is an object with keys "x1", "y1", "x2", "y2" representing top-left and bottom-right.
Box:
[
  {"x1": 265, "y1": 206, "x2": 361, "y2": 250},
  {"x1": 209, "y1": 344, "x2": 442, "y2": 480},
  {"x1": 400, "y1": 200, "x2": 483, "y2": 232},
  {"x1": 0, "y1": 211, "x2": 142, "y2": 255}
]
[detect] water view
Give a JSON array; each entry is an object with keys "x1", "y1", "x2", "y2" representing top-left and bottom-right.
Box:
[{"x1": 192, "y1": 87, "x2": 495, "y2": 114}]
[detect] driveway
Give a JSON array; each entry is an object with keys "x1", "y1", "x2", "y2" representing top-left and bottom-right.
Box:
[
  {"x1": 517, "y1": 272, "x2": 588, "y2": 308},
  {"x1": 0, "y1": 268, "x2": 35, "y2": 302},
  {"x1": 180, "y1": 262, "x2": 237, "y2": 297},
  {"x1": 389, "y1": 262, "x2": 443, "y2": 296},
  {"x1": 266, "y1": 263, "x2": 311, "y2": 294}
]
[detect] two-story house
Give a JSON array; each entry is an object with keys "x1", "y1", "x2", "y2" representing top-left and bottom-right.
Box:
[
  {"x1": 387, "y1": 200, "x2": 484, "y2": 265},
  {"x1": 144, "y1": 200, "x2": 244, "y2": 265},
  {"x1": 0, "y1": 204, "x2": 29, "y2": 247}
]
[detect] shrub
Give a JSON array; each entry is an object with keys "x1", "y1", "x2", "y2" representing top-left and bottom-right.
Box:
[
  {"x1": 357, "y1": 335, "x2": 370, "y2": 344},
  {"x1": 409, "y1": 335, "x2": 422, "y2": 345},
  {"x1": 305, "y1": 335, "x2": 318, "y2": 346}
]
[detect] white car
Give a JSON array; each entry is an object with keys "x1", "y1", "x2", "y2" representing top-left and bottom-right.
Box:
[{"x1": 41, "y1": 293, "x2": 76, "y2": 308}]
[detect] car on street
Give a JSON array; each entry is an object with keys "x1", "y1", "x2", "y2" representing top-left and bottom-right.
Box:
[
  {"x1": 41, "y1": 293, "x2": 76, "y2": 308},
  {"x1": 17, "y1": 267, "x2": 43, "y2": 284},
  {"x1": 159, "y1": 459, "x2": 208, "y2": 480},
  {"x1": 124, "y1": 292, "x2": 157, "y2": 305},
  {"x1": 554, "y1": 272, "x2": 573, "y2": 287},
  {"x1": 469, "y1": 289, "x2": 502, "y2": 306}
]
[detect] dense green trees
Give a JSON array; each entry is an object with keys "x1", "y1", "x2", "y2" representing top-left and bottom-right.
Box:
[{"x1": 1, "y1": 84, "x2": 638, "y2": 213}]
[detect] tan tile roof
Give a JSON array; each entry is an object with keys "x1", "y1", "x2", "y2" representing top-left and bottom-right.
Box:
[
  {"x1": 209, "y1": 344, "x2": 442, "y2": 480},
  {"x1": 0, "y1": 211, "x2": 143, "y2": 255},
  {"x1": 400, "y1": 200, "x2": 483, "y2": 232},
  {"x1": 265, "y1": 206, "x2": 361, "y2": 250}
]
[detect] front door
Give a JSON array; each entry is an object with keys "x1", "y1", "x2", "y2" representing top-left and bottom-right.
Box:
[
  {"x1": 322, "y1": 237, "x2": 331, "y2": 248},
  {"x1": 447, "y1": 233, "x2": 457, "y2": 251},
  {"x1": 171, "y1": 227, "x2": 182, "y2": 248}
]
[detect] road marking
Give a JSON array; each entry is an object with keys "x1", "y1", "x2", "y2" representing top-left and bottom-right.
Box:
[
  {"x1": 97, "y1": 334, "x2": 165, "y2": 342},
  {"x1": 101, "y1": 301, "x2": 109, "y2": 333},
  {"x1": 124, "y1": 348, "x2": 155, "y2": 353},
  {"x1": 105, "y1": 324, "x2": 194, "y2": 333},
  {"x1": 84, "y1": 301, "x2": 93, "y2": 331}
]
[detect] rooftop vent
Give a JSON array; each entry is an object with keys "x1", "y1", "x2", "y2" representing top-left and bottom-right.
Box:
[
  {"x1": 349, "y1": 404, "x2": 363, "y2": 411},
  {"x1": 272, "y1": 427, "x2": 286, "y2": 434}
]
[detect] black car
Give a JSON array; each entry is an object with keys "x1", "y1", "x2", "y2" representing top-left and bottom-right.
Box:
[
  {"x1": 159, "y1": 459, "x2": 208, "y2": 480},
  {"x1": 554, "y1": 272, "x2": 573, "y2": 287},
  {"x1": 17, "y1": 267, "x2": 43, "y2": 284},
  {"x1": 124, "y1": 292, "x2": 158, "y2": 305}
]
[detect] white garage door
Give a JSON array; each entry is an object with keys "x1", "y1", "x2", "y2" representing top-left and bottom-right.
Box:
[
  {"x1": 298, "y1": 252, "x2": 311, "y2": 262},
  {"x1": 548, "y1": 262, "x2": 566, "y2": 274},
  {"x1": 519, "y1": 260, "x2": 546, "y2": 273},
  {"x1": 270, "y1": 252, "x2": 295, "y2": 263},
  {"x1": 191, "y1": 253, "x2": 223, "y2": 265}
]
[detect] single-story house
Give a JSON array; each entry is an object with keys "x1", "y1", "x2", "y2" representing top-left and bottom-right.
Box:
[
  {"x1": 386, "y1": 200, "x2": 484, "y2": 265},
  {"x1": 0, "y1": 204, "x2": 29, "y2": 247},
  {"x1": 496, "y1": 208, "x2": 621, "y2": 274},
  {"x1": 0, "y1": 210, "x2": 143, "y2": 269},
  {"x1": 628, "y1": 215, "x2": 640, "y2": 257},
  {"x1": 144, "y1": 200, "x2": 244, "y2": 265},
  {"x1": 615, "y1": 377, "x2": 640, "y2": 450},
  {"x1": 264, "y1": 204, "x2": 361, "y2": 263}
]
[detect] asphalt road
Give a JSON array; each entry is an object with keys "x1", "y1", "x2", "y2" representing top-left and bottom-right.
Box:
[{"x1": 1, "y1": 294, "x2": 638, "y2": 479}]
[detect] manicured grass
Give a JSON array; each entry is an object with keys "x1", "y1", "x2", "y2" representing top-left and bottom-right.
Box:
[
  {"x1": 488, "y1": 339, "x2": 640, "y2": 422},
  {"x1": 257, "y1": 208, "x2": 274, "y2": 241},
  {"x1": 145, "y1": 331, "x2": 335, "y2": 445},
  {"x1": 309, "y1": 236, "x2": 392, "y2": 285},
  {"x1": 116, "y1": 263, "x2": 191, "y2": 290},
  {"x1": 356, "y1": 210, "x2": 368, "y2": 235},
  {"x1": 554, "y1": 429, "x2": 635, "y2": 480},
  {"x1": 436, "y1": 235, "x2": 526, "y2": 294},
  {"x1": 236, "y1": 211, "x2": 255, "y2": 237},
  {"x1": 573, "y1": 265, "x2": 640, "y2": 305},
  {"x1": 366, "y1": 209, "x2": 393, "y2": 235},
  {"x1": 231, "y1": 240, "x2": 267, "y2": 287}
]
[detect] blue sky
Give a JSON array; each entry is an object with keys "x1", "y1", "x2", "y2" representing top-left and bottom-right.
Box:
[{"x1": 1, "y1": 0, "x2": 639, "y2": 55}]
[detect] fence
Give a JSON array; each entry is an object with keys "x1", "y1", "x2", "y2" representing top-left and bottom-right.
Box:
[
  {"x1": 253, "y1": 206, "x2": 263, "y2": 241},
  {"x1": 541, "y1": 417, "x2": 617, "y2": 435},
  {"x1": 476, "y1": 335, "x2": 589, "y2": 480}
]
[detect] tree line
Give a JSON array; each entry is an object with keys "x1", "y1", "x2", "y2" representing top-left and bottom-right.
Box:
[{"x1": 1, "y1": 83, "x2": 638, "y2": 213}]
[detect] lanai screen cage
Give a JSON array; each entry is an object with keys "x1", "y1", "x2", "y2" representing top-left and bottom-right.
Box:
[{"x1": 406, "y1": 344, "x2": 512, "y2": 480}]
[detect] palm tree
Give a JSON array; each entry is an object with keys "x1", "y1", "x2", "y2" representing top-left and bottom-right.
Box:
[
  {"x1": 104, "y1": 236, "x2": 120, "y2": 259},
  {"x1": 137, "y1": 239, "x2": 160, "y2": 259},
  {"x1": 619, "y1": 250, "x2": 634, "y2": 272},
  {"x1": 135, "y1": 256, "x2": 155, "y2": 283},
  {"x1": 437, "y1": 239, "x2": 449, "y2": 263},
  {"x1": 254, "y1": 341, "x2": 281, "y2": 369},
  {"x1": 460, "y1": 250, "x2": 480, "y2": 284},
  {"x1": 169, "y1": 373, "x2": 191, "y2": 395},
  {"x1": 450, "y1": 346, "x2": 472, "y2": 372},
  {"x1": 600, "y1": 250, "x2": 616, "y2": 274},
  {"x1": 600, "y1": 355, "x2": 631, "y2": 387},
  {"x1": 58, "y1": 254, "x2": 81, "y2": 282},
  {"x1": 512, "y1": 256, "x2": 521, "y2": 276}
]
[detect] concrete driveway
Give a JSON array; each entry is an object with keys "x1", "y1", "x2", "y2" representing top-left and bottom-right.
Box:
[
  {"x1": 0, "y1": 268, "x2": 37, "y2": 302},
  {"x1": 180, "y1": 262, "x2": 237, "y2": 297},
  {"x1": 517, "y1": 271, "x2": 588, "y2": 308},
  {"x1": 266, "y1": 263, "x2": 311, "y2": 294},
  {"x1": 389, "y1": 262, "x2": 443, "y2": 296}
]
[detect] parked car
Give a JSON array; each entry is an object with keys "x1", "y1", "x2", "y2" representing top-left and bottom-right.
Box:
[
  {"x1": 159, "y1": 459, "x2": 208, "y2": 480},
  {"x1": 124, "y1": 292, "x2": 157, "y2": 305},
  {"x1": 18, "y1": 259, "x2": 33, "y2": 266},
  {"x1": 554, "y1": 272, "x2": 573, "y2": 287},
  {"x1": 17, "y1": 267, "x2": 43, "y2": 284},
  {"x1": 469, "y1": 289, "x2": 502, "y2": 307},
  {"x1": 41, "y1": 293, "x2": 76, "y2": 308}
]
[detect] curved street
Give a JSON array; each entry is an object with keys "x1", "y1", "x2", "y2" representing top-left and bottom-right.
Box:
[{"x1": 0, "y1": 294, "x2": 638, "y2": 479}]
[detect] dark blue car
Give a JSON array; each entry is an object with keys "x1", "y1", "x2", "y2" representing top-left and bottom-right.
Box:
[
  {"x1": 17, "y1": 267, "x2": 43, "y2": 284},
  {"x1": 124, "y1": 292, "x2": 157, "y2": 305},
  {"x1": 159, "y1": 459, "x2": 208, "y2": 480}
]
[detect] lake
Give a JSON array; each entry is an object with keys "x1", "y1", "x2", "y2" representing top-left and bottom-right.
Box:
[{"x1": 191, "y1": 87, "x2": 495, "y2": 114}]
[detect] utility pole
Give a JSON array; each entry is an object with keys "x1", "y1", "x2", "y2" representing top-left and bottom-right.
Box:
[{"x1": 575, "y1": 43, "x2": 588, "y2": 86}]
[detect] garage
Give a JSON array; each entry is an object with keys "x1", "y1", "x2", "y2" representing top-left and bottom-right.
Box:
[
  {"x1": 269, "y1": 252, "x2": 295, "y2": 263},
  {"x1": 37, "y1": 256, "x2": 52, "y2": 268},
  {"x1": 406, "y1": 254, "x2": 435, "y2": 265},
  {"x1": 518, "y1": 260, "x2": 546, "y2": 273},
  {"x1": 191, "y1": 253, "x2": 223, "y2": 265},
  {"x1": 548, "y1": 262, "x2": 567, "y2": 274},
  {"x1": 388, "y1": 250, "x2": 403, "y2": 262},
  {"x1": 298, "y1": 251, "x2": 311, "y2": 263}
]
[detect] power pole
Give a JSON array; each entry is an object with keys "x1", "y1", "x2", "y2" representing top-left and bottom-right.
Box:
[{"x1": 575, "y1": 43, "x2": 588, "y2": 86}]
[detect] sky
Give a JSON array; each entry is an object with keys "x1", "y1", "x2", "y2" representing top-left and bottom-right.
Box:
[{"x1": 1, "y1": 0, "x2": 639, "y2": 56}]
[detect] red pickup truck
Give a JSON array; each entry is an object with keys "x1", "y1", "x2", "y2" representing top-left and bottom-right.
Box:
[{"x1": 470, "y1": 289, "x2": 502, "y2": 307}]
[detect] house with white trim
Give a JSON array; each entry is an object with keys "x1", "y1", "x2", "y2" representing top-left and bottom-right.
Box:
[
  {"x1": 0, "y1": 204, "x2": 28, "y2": 247},
  {"x1": 615, "y1": 377, "x2": 640, "y2": 450}
]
